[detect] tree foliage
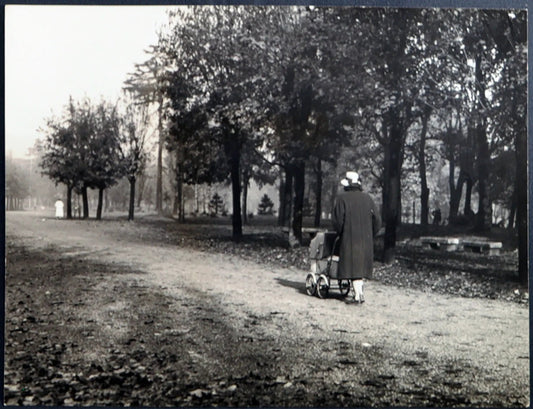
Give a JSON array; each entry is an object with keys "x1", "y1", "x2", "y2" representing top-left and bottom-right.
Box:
[
  {"x1": 145, "y1": 6, "x2": 526, "y2": 255},
  {"x1": 124, "y1": 44, "x2": 171, "y2": 215},
  {"x1": 38, "y1": 96, "x2": 148, "y2": 220},
  {"x1": 118, "y1": 95, "x2": 150, "y2": 220}
]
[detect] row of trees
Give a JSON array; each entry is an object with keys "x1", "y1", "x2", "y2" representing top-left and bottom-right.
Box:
[
  {"x1": 136, "y1": 8, "x2": 525, "y2": 258},
  {"x1": 38, "y1": 96, "x2": 149, "y2": 220},
  {"x1": 5, "y1": 156, "x2": 30, "y2": 211},
  {"x1": 38, "y1": 7, "x2": 526, "y2": 283}
]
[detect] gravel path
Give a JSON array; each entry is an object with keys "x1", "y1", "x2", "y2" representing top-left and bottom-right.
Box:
[{"x1": 5, "y1": 211, "x2": 530, "y2": 406}]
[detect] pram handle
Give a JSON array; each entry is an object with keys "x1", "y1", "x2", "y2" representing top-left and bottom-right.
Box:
[{"x1": 327, "y1": 235, "x2": 341, "y2": 266}]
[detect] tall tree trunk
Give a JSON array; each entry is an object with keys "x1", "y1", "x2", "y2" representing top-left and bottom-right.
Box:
[
  {"x1": 278, "y1": 168, "x2": 285, "y2": 226},
  {"x1": 128, "y1": 176, "x2": 136, "y2": 221},
  {"x1": 75, "y1": 194, "x2": 81, "y2": 219},
  {"x1": 172, "y1": 192, "x2": 179, "y2": 216},
  {"x1": 96, "y1": 187, "x2": 104, "y2": 220},
  {"x1": 329, "y1": 180, "x2": 337, "y2": 220},
  {"x1": 462, "y1": 127, "x2": 475, "y2": 220},
  {"x1": 230, "y1": 151, "x2": 242, "y2": 241},
  {"x1": 194, "y1": 184, "x2": 199, "y2": 214},
  {"x1": 202, "y1": 186, "x2": 208, "y2": 214},
  {"x1": 291, "y1": 161, "x2": 305, "y2": 245},
  {"x1": 476, "y1": 127, "x2": 492, "y2": 231},
  {"x1": 82, "y1": 184, "x2": 89, "y2": 219},
  {"x1": 66, "y1": 185, "x2": 73, "y2": 219},
  {"x1": 475, "y1": 121, "x2": 491, "y2": 230},
  {"x1": 381, "y1": 15, "x2": 410, "y2": 262},
  {"x1": 420, "y1": 187, "x2": 429, "y2": 226},
  {"x1": 508, "y1": 187, "x2": 517, "y2": 230},
  {"x1": 474, "y1": 55, "x2": 492, "y2": 231},
  {"x1": 314, "y1": 159, "x2": 322, "y2": 228},
  {"x1": 419, "y1": 107, "x2": 430, "y2": 226},
  {"x1": 382, "y1": 117, "x2": 404, "y2": 264},
  {"x1": 280, "y1": 168, "x2": 293, "y2": 227},
  {"x1": 175, "y1": 148, "x2": 185, "y2": 222},
  {"x1": 448, "y1": 147, "x2": 458, "y2": 221},
  {"x1": 242, "y1": 173, "x2": 249, "y2": 226},
  {"x1": 515, "y1": 130, "x2": 527, "y2": 285},
  {"x1": 224, "y1": 125, "x2": 243, "y2": 241},
  {"x1": 177, "y1": 174, "x2": 184, "y2": 223},
  {"x1": 461, "y1": 175, "x2": 472, "y2": 217},
  {"x1": 171, "y1": 152, "x2": 178, "y2": 216},
  {"x1": 156, "y1": 99, "x2": 164, "y2": 215},
  {"x1": 448, "y1": 126, "x2": 468, "y2": 224},
  {"x1": 449, "y1": 171, "x2": 466, "y2": 223}
]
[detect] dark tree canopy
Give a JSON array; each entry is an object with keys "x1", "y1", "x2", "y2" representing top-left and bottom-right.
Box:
[{"x1": 35, "y1": 6, "x2": 525, "y2": 279}]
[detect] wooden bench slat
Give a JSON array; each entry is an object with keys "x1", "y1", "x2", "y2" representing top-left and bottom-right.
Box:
[
  {"x1": 419, "y1": 236, "x2": 503, "y2": 254},
  {"x1": 420, "y1": 236, "x2": 460, "y2": 245},
  {"x1": 462, "y1": 241, "x2": 502, "y2": 249}
]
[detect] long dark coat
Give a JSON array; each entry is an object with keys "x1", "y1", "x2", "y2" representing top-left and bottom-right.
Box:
[{"x1": 332, "y1": 186, "x2": 381, "y2": 279}]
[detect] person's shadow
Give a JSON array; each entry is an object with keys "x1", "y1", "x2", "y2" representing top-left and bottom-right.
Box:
[
  {"x1": 275, "y1": 278, "x2": 307, "y2": 295},
  {"x1": 275, "y1": 277, "x2": 348, "y2": 300}
]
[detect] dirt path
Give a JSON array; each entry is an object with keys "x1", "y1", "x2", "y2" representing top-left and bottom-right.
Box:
[{"x1": 5, "y1": 211, "x2": 530, "y2": 406}]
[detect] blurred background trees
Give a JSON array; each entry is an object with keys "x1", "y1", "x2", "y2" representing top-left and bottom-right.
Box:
[
  {"x1": 5, "y1": 156, "x2": 30, "y2": 211},
  {"x1": 37, "y1": 96, "x2": 147, "y2": 220}
]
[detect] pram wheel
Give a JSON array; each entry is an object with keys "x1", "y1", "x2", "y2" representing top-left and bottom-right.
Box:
[
  {"x1": 305, "y1": 273, "x2": 317, "y2": 296},
  {"x1": 316, "y1": 275, "x2": 329, "y2": 299},
  {"x1": 338, "y1": 280, "x2": 351, "y2": 297}
]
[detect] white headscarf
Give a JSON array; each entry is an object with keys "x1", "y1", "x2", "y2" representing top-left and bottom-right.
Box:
[{"x1": 340, "y1": 171, "x2": 361, "y2": 187}]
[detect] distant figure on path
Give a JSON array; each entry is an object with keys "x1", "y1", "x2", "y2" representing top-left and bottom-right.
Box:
[
  {"x1": 432, "y1": 208, "x2": 442, "y2": 225},
  {"x1": 54, "y1": 199, "x2": 64, "y2": 219},
  {"x1": 332, "y1": 171, "x2": 381, "y2": 304}
]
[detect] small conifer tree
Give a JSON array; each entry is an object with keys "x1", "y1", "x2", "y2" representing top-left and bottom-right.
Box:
[
  {"x1": 258, "y1": 193, "x2": 275, "y2": 215},
  {"x1": 209, "y1": 192, "x2": 225, "y2": 216}
]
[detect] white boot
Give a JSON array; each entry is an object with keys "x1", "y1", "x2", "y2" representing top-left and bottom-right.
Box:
[
  {"x1": 354, "y1": 279, "x2": 364, "y2": 303},
  {"x1": 344, "y1": 280, "x2": 356, "y2": 303}
]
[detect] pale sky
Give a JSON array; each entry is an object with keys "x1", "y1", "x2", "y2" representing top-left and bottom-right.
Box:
[{"x1": 5, "y1": 5, "x2": 172, "y2": 158}]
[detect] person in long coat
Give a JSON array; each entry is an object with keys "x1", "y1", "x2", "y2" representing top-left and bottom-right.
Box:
[{"x1": 332, "y1": 171, "x2": 381, "y2": 303}]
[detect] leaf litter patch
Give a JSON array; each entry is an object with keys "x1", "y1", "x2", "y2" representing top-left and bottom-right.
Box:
[{"x1": 5, "y1": 242, "x2": 530, "y2": 407}]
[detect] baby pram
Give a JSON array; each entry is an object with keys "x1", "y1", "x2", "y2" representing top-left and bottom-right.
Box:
[{"x1": 306, "y1": 231, "x2": 351, "y2": 298}]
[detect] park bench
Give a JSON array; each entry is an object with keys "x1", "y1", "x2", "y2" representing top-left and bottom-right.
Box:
[
  {"x1": 420, "y1": 236, "x2": 461, "y2": 252},
  {"x1": 462, "y1": 240, "x2": 502, "y2": 255},
  {"x1": 281, "y1": 227, "x2": 327, "y2": 238}
]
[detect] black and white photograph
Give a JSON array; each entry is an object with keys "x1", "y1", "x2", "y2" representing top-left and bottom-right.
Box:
[{"x1": 4, "y1": 3, "x2": 529, "y2": 407}]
